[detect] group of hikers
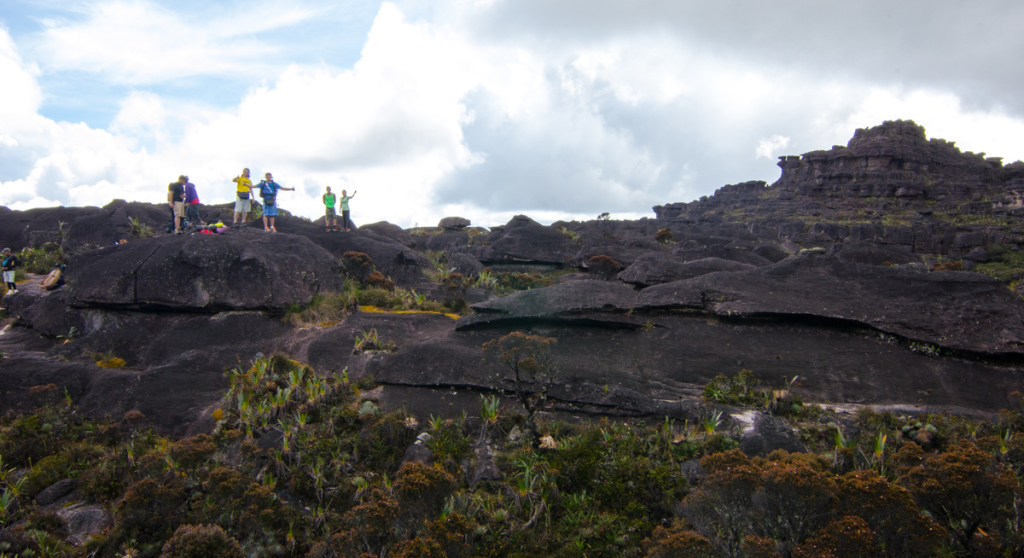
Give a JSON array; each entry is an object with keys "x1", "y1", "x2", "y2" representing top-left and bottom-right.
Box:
[{"x1": 167, "y1": 169, "x2": 356, "y2": 234}]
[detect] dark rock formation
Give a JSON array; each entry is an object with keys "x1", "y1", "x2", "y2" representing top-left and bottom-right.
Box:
[
  {"x1": 738, "y1": 413, "x2": 807, "y2": 457},
  {"x1": 619, "y1": 254, "x2": 756, "y2": 287},
  {"x1": 439, "y1": 216, "x2": 471, "y2": 230},
  {"x1": 3, "y1": 120, "x2": 1024, "y2": 438},
  {"x1": 638, "y1": 252, "x2": 1024, "y2": 354},
  {"x1": 66, "y1": 229, "x2": 344, "y2": 311},
  {"x1": 468, "y1": 215, "x2": 578, "y2": 265},
  {"x1": 36, "y1": 479, "x2": 79, "y2": 505}
]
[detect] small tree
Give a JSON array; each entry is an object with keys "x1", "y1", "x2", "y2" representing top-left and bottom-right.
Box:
[{"x1": 482, "y1": 332, "x2": 557, "y2": 438}]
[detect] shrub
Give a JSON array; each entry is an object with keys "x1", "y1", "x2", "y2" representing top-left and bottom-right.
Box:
[
  {"x1": 394, "y1": 462, "x2": 456, "y2": 527},
  {"x1": 646, "y1": 521, "x2": 715, "y2": 558},
  {"x1": 366, "y1": 270, "x2": 394, "y2": 290},
  {"x1": 587, "y1": 255, "x2": 622, "y2": 279},
  {"x1": 655, "y1": 227, "x2": 674, "y2": 244},
  {"x1": 116, "y1": 477, "x2": 189, "y2": 544},
  {"x1": 18, "y1": 243, "x2": 63, "y2": 275},
  {"x1": 440, "y1": 272, "x2": 468, "y2": 311},
  {"x1": 168, "y1": 434, "x2": 216, "y2": 471},
  {"x1": 482, "y1": 332, "x2": 558, "y2": 439},
  {"x1": 160, "y1": 524, "x2": 244, "y2": 558},
  {"x1": 899, "y1": 443, "x2": 1017, "y2": 554},
  {"x1": 342, "y1": 251, "x2": 375, "y2": 281}
]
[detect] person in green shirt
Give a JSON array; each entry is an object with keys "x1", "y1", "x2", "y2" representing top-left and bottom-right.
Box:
[
  {"x1": 340, "y1": 189, "x2": 357, "y2": 232},
  {"x1": 322, "y1": 186, "x2": 338, "y2": 232}
]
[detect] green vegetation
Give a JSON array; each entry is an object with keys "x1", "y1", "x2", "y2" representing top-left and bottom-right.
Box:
[
  {"x1": 3, "y1": 356, "x2": 1024, "y2": 557},
  {"x1": 128, "y1": 217, "x2": 154, "y2": 238},
  {"x1": 975, "y1": 243, "x2": 1024, "y2": 285},
  {"x1": 18, "y1": 243, "x2": 63, "y2": 275}
]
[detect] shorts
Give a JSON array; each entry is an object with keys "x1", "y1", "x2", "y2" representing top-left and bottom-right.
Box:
[
  {"x1": 173, "y1": 202, "x2": 185, "y2": 218},
  {"x1": 263, "y1": 202, "x2": 278, "y2": 217},
  {"x1": 325, "y1": 207, "x2": 336, "y2": 219},
  {"x1": 2, "y1": 270, "x2": 14, "y2": 283},
  {"x1": 234, "y1": 196, "x2": 251, "y2": 213}
]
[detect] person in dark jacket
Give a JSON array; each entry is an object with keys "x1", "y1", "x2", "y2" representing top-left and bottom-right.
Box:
[{"x1": 2, "y1": 248, "x2": 18, "y2": 294}]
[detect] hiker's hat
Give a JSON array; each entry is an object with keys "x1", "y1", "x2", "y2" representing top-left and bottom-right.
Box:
[{"x1": 1, "y1": 247, "x2": 10, "y2": 253}]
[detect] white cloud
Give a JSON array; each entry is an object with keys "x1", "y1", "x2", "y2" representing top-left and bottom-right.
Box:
[
  {"x1": 756, "y1": 135, "x2": 790, "y2": 160},
  {"x1": 5, "y1": 0, "x2": 1024, "y2": 230},
  {"x1": 32, "y1": 0, "x2": 319, "y2": 84}
]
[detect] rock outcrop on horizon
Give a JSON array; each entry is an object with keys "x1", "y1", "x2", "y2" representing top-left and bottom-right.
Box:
[{"x1": 2, "y1": 120, "x2": 1024, "y2": 436}]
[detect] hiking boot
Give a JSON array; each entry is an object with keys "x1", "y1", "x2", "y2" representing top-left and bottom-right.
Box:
[
  {"x1": 271, "y1": 227, "x2": 277, "y2": 233},
  {"x1": 265, "y1": 227, "x2": 271, "y2": 232}
]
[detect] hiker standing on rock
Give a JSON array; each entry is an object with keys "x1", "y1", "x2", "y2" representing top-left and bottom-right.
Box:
[
  {"x1": 232, "y1": 168, "x2": 254, "y2": 227},
  {"x1": 168, "y1": 176, "x2": 186, "y2": 234},
  {"x1": 183, "y1": 176, "x2": 205, "y2": 226},
  {"x1": 340, "y1": 189, "x2": 357, "y2": 232},
  {"x1": 257, "y1": 172, "x2": 295, "y2": 233},
  {"x1": 323, "y1": 186, "x2": 338, "y2": 232},
  {"x1": 2, "y1": 248, "x2": 18, "y2": 294}
]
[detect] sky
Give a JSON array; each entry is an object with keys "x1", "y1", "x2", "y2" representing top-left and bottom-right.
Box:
[{"x1": 2, "y1": 1, "x2": 1024, "y2": 228}]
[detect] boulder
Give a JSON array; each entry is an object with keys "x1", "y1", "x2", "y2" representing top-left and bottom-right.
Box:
[
  {"x1": 467, "y1": 215, "x2": 577, "y2": 265},
  {"x1": 738, "y1": 413, "x2": 807, "y2": 457},
  {"x1": 358, "y1": 221, "x2": 414, "y2": 247},
  {"x1": 423, "y1": 231, "x2": 470, "y2": 252},
  {"x1": 447, "y1": 252, "x2": 484, "y2": 277},
  {"x1": 56, "y1": 504, "x2": 113, "y2": 545},
  {"x1": 618, "y1": 254, "x2": 755, "y2": 287},
  {"x1": 66, "y1": 229, "x2": 345, "y2": 311},
  {"x1": 438, "y1": 216, "x2": 471, "y2": 230},
  {"x1": 35, "y1": 479, "x2": 78, "y2": 505}
]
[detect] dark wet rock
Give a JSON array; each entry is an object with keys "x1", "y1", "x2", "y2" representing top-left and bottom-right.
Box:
[
  {"x1": 402, "y1": 441, "x2": 434, "y2": 464},
  {"x1": 439, "y1": 216, "x2": 471, "y2": 230},
  {"x1": 965, "y1": 247, "x2": 990, "y2": 263},
  {"x1": 618, "y1": 253, "x2": 755, "y2": 287},
  {"x1": 639, "y1": 252, "x2": 1024, "y2": 354},
  {"x1": 447, "y1": 252, "x2": 484, "y2": 277},
  {"x1": 672, "y1": 243, "x2": 772, "y2": 266},
  {"x1": 458, "y1": 280, "x2": 641, "y2": 329},
  {"x1": 0, "y1": 206, "x2": 103, "y2": 253},
  {"x1": 358, "y1": 221, "x2": 414, "y2": 247},
  {"x1": 66, "y1": 229, "x2": 344, "y2": 311},
  {"x1": 57, "y1": 504, "x2": 113, "y2": 544},
  {"x1": 423, "y1": 231, "x2": 470, "y2": 252},
  {"x1": 739, "y1": 413, "x2": 807, "y2": 457},
  {"x1": 752, "y1": 244, "x2": 790, "y2": 263},
  {"x1": 827, "y1": 241, "x2": 921, "y2": 266},
  {"x1": 469, "y1": 442, "x2": 501, "y2": 486},
  {"x1": 468, "y1": 215, "x2": 577, "y2": 265},
  {"x1": 288, "y1": 228, "x2": 430, "y2": 286},
  {"x1": 36, "y1": 479, "x2": 78, "y2": 505},
  {"x1": 257, "y1": 428, "x2": 286, "y2": 452}
]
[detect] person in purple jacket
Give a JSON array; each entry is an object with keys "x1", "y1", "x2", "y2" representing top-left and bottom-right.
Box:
[{"x1": 182, "y1": 176, "x2": 205, "y2": 226}]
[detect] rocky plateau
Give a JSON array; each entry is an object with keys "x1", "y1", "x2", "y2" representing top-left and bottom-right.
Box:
[{"x1": 2, "y1": 120, "x2": 1023, "y2": 436}]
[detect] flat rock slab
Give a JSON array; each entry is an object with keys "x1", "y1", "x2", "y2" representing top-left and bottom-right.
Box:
[
  {"x1": 619, "y1": 254, "x2": 755, "y2": 287},
  {"x1": 66, "y1": 229, "x2": 344, "y2": 311},
  {"x1": 638, "y1": 252, "x2": 1024, "y2": 355},
  {"x1": 458, "y1": 281, "x2": 641, "y2": 329}
]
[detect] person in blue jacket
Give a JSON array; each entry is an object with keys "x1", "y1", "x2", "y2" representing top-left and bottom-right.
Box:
[{"x1": 257, "y1": 172, "x2": 295, "y2": 232}]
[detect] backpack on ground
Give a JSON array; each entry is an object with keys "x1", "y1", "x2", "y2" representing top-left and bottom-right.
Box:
[{"x1": 41, "y1": 263, "x2": 65, "y2": 291}]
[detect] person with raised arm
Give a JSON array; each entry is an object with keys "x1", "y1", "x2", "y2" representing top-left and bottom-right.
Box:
[{"x1": 257, "y1": 172, "x2": 295, "y2": 232}]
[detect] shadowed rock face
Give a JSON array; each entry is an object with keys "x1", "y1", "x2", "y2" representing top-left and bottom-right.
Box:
[{"x1": 3, "y1": 120, "x2": 1024, "y2": 435}]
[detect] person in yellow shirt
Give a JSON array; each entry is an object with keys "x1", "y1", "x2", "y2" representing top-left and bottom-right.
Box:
[{"x1": 232, "y1": 168, "x2": 254, "y2": 227}]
